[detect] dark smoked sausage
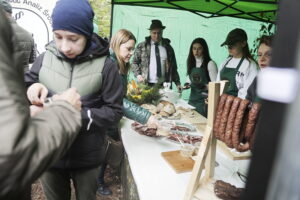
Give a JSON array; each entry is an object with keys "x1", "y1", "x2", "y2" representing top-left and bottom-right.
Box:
[
  {"x1": 213, "y1": 94, "x2": 228, "y2": 140},
  {"x1": 224, "y1": 97, "x2": 242, "y2": 148},
  {"x1": 218, "y1": 95, "x2": 235, "y2": 142},
  {"x1": 245, "y1": 103, "x2": 262, "y2": 142},
  {"x1": 232, "y1": 99, "x2": 250, "y2": 152}
]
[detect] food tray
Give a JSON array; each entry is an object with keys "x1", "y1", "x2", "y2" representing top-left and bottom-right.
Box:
[{"x1": 165, "y1": 132, "x2": 203, "y2": 145}]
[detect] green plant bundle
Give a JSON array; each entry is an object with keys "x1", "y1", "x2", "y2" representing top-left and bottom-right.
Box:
[
  {"x1": 127, "y1": 81, "x2": 162, "y2": 105},
  {"x1": 250, "y1": 23, "x2": 275, "y2": 61}
]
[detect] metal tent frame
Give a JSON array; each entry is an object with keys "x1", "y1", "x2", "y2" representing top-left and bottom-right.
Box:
[{"x1": 111, "y1": 0, "x2": 278, "y2": 23}]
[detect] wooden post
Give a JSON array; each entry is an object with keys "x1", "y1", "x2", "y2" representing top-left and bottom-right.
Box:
[
  {"x1": 204, "y1": 82, "x2": 220, "y2": 180},
  {"x1": 183, "y1": 125, "x2": 214, "y2": 200},
  {"x1": 183, "y1": 82, "x2": 221, "y2": 200},
  {"x1": 183, "y1": 81, "x2": 228, "y2": 200},
  {"x1": 220, "y1": 81, "x2": 229, "y2": 96}
]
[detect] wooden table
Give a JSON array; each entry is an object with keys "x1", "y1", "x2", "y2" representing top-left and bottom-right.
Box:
[{"x1": 120, "y1": 116, "x2": 250, "y2": 200}]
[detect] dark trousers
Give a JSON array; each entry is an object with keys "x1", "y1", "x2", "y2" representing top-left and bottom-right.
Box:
[
  {"x1": 6, "y1": 186, "x2": 31, "y2": 200},
  {"x1": 98, "y1": 163, "x2": 107, "y2": 184},
  {"x1": 98, "y1": 127, "x2": 121, "y2": 184},
  {"x1": 41, "y1": 167, "x2": 100, "y2": 200}
]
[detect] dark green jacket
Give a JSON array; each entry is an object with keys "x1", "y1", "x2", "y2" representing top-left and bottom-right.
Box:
[
  {"x1": 110, "y1": 51, "x2": 151, "y2": 124},
  {"x1": 0, "y1": 10, "x2": 81, "y2": 199},
  {"x1": 10, "y1": 18, "x2": 35, "y2": 73}
]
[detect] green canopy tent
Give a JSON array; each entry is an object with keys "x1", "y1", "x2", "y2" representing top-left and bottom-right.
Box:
[
  {"x1": 109, "y1": 0, "x2": 279, "y2": 100},
  {"x1": 112, "y1": 0, "x2": 278, "y2": 23}
]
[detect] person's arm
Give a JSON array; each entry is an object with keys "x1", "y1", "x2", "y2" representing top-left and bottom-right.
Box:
[
  {"x1": 183, "y1": 75, "x2": 191, "y2": 90},
  {"x1": 123, "y1": 98, "x2": 151, "y2": 124},
  {"x1": 185, "y1": 75, "x2": 191, "y2": 84},
  {"x1": 81, "y1": 59, "x2": 123, "y2": 130},
  {"x1": 1, "y1": 101, "x2": 81, "y2": 193},
  {"x1": 25, "y1": 53, "x2": 49, "y2": 105},
  {"x1": 25, "y1": 53, "x2": 45, "y2": 87},
  {"x1": 131, "y1": 43, "x2": 143, "y2": 77},
  {"x1": 169, "y1": 45, "x2": 181, "y2": 86},
  {"x1": 246, "y1": 77, "x2": 258, "y2": 102},
  {"x1": 0, "y1": 11, "x2": 81, "y2": 196},
  {"x1": 216, "y1": 60, "x2": 226, "y2": 81},
  {"x1": 28, "y1": 35, "x2": 36, "y2": 64},
  {"x1": 208, "y1": 60, "x2": 218, "y2": 81},
  {"x1": 238, "y1": 60, "x2": 258, "y2": 99}
]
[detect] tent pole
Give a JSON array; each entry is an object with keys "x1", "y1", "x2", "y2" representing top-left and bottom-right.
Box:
[
  {"x1": 210, "y1": 1, "x2": 237, "y2": 17},
  {"x1": 238, "y1": 0, "x2": 277, "y2": 4}
]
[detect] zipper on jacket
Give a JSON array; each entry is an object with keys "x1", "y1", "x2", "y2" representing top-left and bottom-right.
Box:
[{"x1": 69, "y1": 63, "x2": 74, "y2": 87}]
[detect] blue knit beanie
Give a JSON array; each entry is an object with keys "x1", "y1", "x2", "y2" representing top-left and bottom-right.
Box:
[{"x1": 52, "y1": 0, "x2": 94, "y2": 38}]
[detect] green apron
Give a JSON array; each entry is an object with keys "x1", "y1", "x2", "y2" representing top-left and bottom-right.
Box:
[
  {"x1": 188, "y1": 66, "x2": 209, "y2": 117},
  {"x1": 220, "y1": 57, "x2": 245, "y2": 97}
]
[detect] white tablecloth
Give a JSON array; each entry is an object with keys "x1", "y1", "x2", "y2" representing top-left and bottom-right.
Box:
[{"x1": 121, "y1": 118, "x2": 250, "y2": 200}]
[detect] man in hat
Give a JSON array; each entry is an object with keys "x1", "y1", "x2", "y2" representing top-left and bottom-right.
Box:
[
  {"x1": 132, "y1": 19, "x2": 181, "y2": 90},
  {"x1": 0, "y1": 0, "x2": 36, "y2": 73}
]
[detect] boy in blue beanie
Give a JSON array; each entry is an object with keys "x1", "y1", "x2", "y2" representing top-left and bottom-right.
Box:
[
  {"x1": 25, "y1": 0, "x2": 124, "y2": 199},
  {"x1": 51, "y1": 0, "x2": 94, "y2": 39}
]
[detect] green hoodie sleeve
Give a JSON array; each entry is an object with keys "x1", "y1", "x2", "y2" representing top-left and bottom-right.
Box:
[
  {"x1": 123, "y1": 98, "x2": 151, "y2": 124},
  {"x1": 119, "y1": 58, "x2": 151, "y2": 124}
]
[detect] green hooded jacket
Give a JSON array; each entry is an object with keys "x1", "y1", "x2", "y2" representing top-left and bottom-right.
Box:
[{"x1": 0, "y1": 10, "x2": 81, "y2": 199}]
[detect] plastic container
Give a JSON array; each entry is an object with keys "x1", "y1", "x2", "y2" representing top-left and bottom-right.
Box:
[{"x1": 180, "y1": 144, "x2": 195, "y2": 157}]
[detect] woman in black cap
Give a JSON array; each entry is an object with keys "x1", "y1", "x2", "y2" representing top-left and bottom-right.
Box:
[
  {"x1": 217, "y1": 28, "x2": 258, "y2": 98},
  {"x1": 184, "y1": 38, "x2": 218, "y2": 117}
]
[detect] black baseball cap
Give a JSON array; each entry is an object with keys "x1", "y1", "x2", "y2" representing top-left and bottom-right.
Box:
[{"x1": 221, "y1": 28, "x2": 248, "y2": 47}]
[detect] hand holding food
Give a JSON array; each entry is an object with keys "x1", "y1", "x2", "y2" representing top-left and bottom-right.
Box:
[
  {"x1": 176, "y1": 85, "x2": 183, "y2": 93},
  {"x1": 52, "y1": 88, "x2": 82, "y2": 111}
]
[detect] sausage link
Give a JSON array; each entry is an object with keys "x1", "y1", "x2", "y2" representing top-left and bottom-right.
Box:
[
  {"x1": 232, "y1": 99, "x2": 250, "y2": 150},
  {"x1": 245, "y1": 103, "x2": 262, "y2": 142},
  {"x1": 218, "y1": 95, "x2": 235, "y2": 142},
  {"x1": 213, "y1": 94, "x2": 228, "y2": 140},
  {"x1": 224, "y1": 97, "x2": 242, "y2": 148}
]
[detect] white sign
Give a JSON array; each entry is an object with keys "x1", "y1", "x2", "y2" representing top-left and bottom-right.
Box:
[
  {"x1": 257, "y1": 67, "x2": 300, "y2": 103},
  {"x1": 9, "y1": 0, "x2": 58, "y2": 56}
]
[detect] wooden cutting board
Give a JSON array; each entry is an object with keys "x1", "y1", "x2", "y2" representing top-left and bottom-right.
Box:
[{"x1": 161, "y1": 150, "x2": 195, "y2": 173}]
